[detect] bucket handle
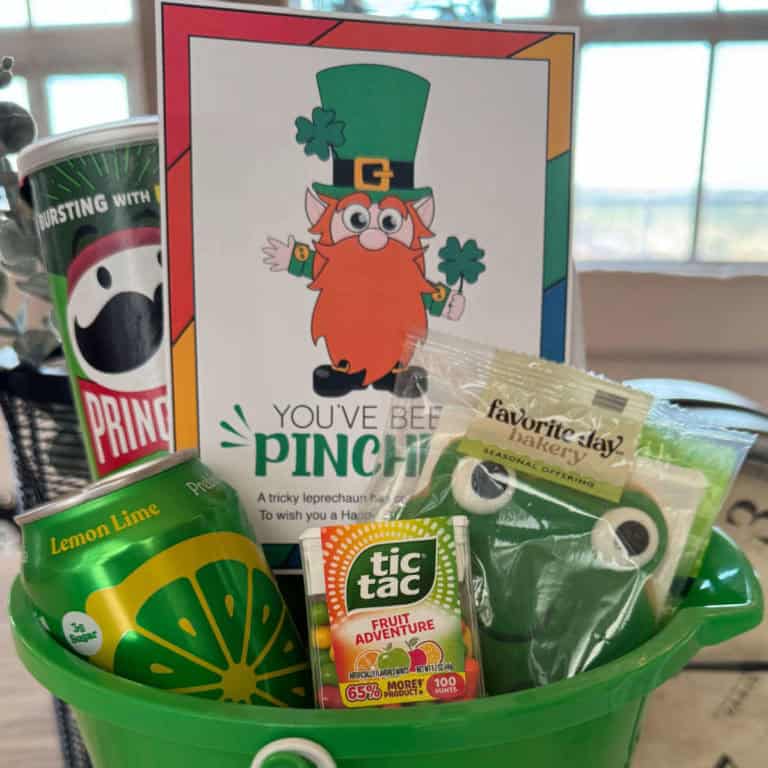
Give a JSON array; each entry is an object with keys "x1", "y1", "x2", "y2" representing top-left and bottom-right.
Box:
[
  {"x1": 251, "y1": 738, "x2": 337, "y2": 768},
  {"x1": 685, "y1": 528, "x2": 764, "y2": 648}
]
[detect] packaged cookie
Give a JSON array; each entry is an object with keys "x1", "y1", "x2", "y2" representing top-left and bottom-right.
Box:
[{"x1": 371, "y1": 332, "x2": 754, "y2": 694}]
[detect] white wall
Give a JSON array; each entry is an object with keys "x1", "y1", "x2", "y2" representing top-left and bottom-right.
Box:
[{"x1": 580, "y1": 271, "x2": 768, "y2": 408}]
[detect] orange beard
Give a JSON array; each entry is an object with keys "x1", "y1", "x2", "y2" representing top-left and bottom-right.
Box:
[{"x1": 310, "y1": 238, "x2": 435, "y2": 386}]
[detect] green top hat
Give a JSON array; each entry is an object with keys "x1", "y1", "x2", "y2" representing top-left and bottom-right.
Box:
[{"x1": 296, "y1": 64, "x2": 432, "y2": 203}]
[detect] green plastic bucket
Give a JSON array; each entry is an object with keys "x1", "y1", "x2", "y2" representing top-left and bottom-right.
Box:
[{"x1": 10, "y1": 529, "x2": 763, "y2": 768}]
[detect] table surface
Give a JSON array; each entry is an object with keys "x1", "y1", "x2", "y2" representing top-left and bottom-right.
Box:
[{"x1": 1, "y1": 552, "x2": 60, "y2": 768}]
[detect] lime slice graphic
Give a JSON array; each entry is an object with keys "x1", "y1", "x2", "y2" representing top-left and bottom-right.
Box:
[{"x1": 85, "y1": 532, "x2": 309, "y2": 707}]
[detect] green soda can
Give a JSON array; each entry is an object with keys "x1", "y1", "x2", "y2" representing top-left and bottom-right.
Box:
[
  {"x1": 18, "y1": 450, "x2": 311, "y2": 708},
  {"x1": 18, "y1": 118, "x2": 167, "y2": 479}
]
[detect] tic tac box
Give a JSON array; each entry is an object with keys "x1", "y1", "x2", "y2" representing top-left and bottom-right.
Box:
[{"x1": 158, "y1": 0, "x2": 577, "y2": 571}]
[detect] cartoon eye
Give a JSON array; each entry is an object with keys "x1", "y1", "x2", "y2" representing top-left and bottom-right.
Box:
[
  {"x1": 342, "y1": 204, "x2": 370, "y2": 233},
  {"x1": 96, "y1": 266, "x2": 112, "y2": 289},
  {"x1": 156, "y1": 249, "x2": 162, "y2": 266},
  {"x1": 591, "y1": 507, "x2": 660, "y2": 570},
  {"x1": 450, "y1": 457, "x2": 515, "y2": 515},
  {"x1": 378, "y1": 208, "x2": 403, "y2": 234}
]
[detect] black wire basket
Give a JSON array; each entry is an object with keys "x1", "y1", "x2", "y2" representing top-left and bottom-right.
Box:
[{"x1": 0, "y1": 361, "x2": 93, "y2": 768}]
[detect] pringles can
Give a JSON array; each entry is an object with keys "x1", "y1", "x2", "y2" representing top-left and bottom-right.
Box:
[
  {"x1": 18, "y1": 117, "x2": 167, "y2": 479},
  {"x1": 18, "y1": 450, "x2": 311, "y2": 708}
]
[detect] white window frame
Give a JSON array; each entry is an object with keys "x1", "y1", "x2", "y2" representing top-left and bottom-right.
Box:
[
  {"x1": 0, "y1": 0, "x2": 146, "y2": 140},
  {"x1": 536, "y1": 2, "x2": 768, "y2": 274}
]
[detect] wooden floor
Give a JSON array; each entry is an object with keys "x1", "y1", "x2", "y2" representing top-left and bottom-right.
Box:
[{"x1": 1, "y1": 552, "x2": 60, "y2": 768}]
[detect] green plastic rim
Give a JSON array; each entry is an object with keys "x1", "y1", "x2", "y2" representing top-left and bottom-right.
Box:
[{"x1": 9, "y1": 529, "x2": 762, "y2": 761}]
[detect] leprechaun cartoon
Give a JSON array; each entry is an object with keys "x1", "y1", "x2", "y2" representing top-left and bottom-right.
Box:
[{"x1": 263, "y1": 64, "x2": 485, "y2": 398}]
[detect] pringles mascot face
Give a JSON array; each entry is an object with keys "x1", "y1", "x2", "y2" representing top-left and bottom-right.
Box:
[
  {"x1": 66, "y1": 227, "x2": 164, "y2": 393},
  {"x1": 398, "y1": 442, "x2": 669, "y2": 694}
]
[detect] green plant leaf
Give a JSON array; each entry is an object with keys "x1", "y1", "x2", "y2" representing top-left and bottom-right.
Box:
[
  {"x1": 1, "y1": 259, "x2": 36, "y2": 277},
  {"x1": 0, "y1": 220, "x2": 40, "y2": 273},
  {"x1": 294, "y1": 107, "x2": 345, "y2": 161},
  {"x1": 16, "y1": 271, "x2": 52, "y2": 302},
  {"x1": 13, "y1": 328, "x2": 59, "y2": 367},
  {"x1": 0, "y1": 305, "x2": 16, "y2": 330},
  {"x1": 14, "y1": 302, "x2": 26, "y2": 333},
  {"x1": 46, "y1": 309, "x2": 60, "y2": 338}
]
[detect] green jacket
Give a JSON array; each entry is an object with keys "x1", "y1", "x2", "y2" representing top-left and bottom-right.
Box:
[{"x1": 288, "y1": 241, "x2": 450, "y2": 316}]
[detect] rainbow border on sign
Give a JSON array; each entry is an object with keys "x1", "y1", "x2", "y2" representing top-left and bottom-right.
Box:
[{"x1": 160, "y1": 2, "x2": 576, "y2": 453}]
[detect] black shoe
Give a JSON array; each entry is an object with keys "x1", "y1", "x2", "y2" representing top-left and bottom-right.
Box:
[
  {"x1": 372, "y1": 366, "x2": 427, "y2": 398},
  {"x1": 371, "y1": 371, "x2": 396, "y2": 393},
  {"x1": 313, "y1": 365, "x2": 366, "y2": 397}
]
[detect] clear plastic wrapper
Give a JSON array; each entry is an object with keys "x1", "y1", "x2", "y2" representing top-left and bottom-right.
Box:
[
  {"x1": 369, "y1": 333, "x2": 754, "y2": 695},
  {"x1": 300, "y1": 516, "x2": 484, "y2": 708}
]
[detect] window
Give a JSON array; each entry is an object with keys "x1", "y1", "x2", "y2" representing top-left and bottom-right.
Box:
[
  {"x1": 698, "y1": 42, "x2": 768, "y2": 262},
  {"x1": 299, "y1": 0, "x2": 551, "y2": 20},
  {"x1": 29, "y1": 0, "x2": 133, "y2": 27},
  {"x1": 495, "y1": 0, "x2": 550, "y2": 17},
  {"x1": 0, "y1": 0, "x2": 145, "y2": 139},
  {"x1": 586, "y1": 1, "x2": 716, "y2": 15},
  {"x1": 574, "y1": 43, "x2": 710, "y2": 262},
  {"x1": 46, "y1": 74, "x2": 130, "y2": 135},
  {"x1": 295, "y1": 0, "x2": 768, "y2": 268},
  {"x1": 719, "y1": 0, "x2": 768, "y2": 9},
  {"x1": 0, "y1": 1, "x2": 29, "y2": 29}
]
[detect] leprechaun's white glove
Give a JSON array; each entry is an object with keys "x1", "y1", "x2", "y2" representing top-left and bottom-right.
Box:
[{"x1": 262, "y1": 235, "x2": 294, "y2": 272}]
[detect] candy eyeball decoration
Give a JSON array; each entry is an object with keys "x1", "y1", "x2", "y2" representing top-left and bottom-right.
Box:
[
  {"x1": 450, "y1": 457, "x2": 516, "y2": 515},
  {"x1": 591, "y1": 507, "x2": 662, "y2": 571}
]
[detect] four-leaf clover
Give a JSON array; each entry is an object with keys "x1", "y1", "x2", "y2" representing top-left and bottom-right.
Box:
[
  {"x1": 438, "y1": 237, "x2": 486, "y2": 293},
  {"x1": 295, "y1": 107, "x2": 345, "y2": 161}
]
